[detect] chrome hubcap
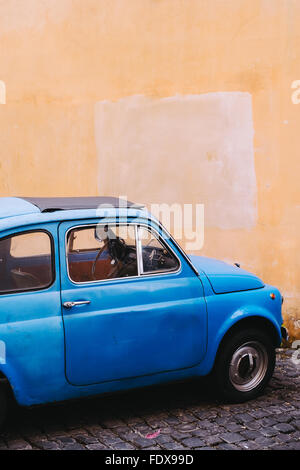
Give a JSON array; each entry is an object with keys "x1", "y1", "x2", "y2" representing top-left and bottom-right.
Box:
[{"x1": 229, "y1": 341, "x2": 268, "y2": 392}]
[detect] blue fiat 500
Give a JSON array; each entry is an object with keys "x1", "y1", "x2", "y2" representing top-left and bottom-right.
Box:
[{"x1": 0, "y1": 197, "x2": 286, "y2": 426}]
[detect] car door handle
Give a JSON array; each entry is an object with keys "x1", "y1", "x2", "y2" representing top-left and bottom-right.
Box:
[{"x1": 63, "y1": 301, "x2": 91, "y2": 309}]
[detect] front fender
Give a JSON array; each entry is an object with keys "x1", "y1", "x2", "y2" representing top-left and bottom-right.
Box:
[
  {"x1": 198, "y1": 284, "x2": 282, "y2": 376},
  {"x1": 216, "y1": 304, "x2": 281, "y2": 348}
]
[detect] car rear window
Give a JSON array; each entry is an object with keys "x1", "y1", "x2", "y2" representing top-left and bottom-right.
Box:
[{"x1": 0, "y1": 231, "x2": 54, "y2": 294}]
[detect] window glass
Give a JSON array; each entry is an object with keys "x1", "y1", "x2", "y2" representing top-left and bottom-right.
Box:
[
  {"x1": 138, "y1": 227, "x2": 179, "y2": 274},
  {"x1": 0, "y1": 231, "x2": 53, "y2": 294},
  {"x1": 67, "y1": 225, "x2": 138, "y2": 283}
]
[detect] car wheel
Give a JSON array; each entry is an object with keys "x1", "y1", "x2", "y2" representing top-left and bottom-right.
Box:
[
  {"x1": 0, "y1": 385, "x2": 8, "y2": 429},
  {"x1": 213, "y1": 328, "x2": 276, "y2": 403}
]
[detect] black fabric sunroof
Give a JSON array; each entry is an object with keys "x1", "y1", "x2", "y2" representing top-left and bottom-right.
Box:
[{"x1": 22, "y1": 197, "x2": 143, "y2": 213}]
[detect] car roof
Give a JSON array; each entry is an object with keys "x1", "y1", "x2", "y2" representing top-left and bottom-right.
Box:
[
  {"x1": 0, "y1": 197, "x2": 41, "y2": 219},
  {"x1": 0, "y1": 197, "x2": 151, "y2": 233},
  {"x1": 23, "y1": 197, "x2": 143, "y2": 212},
  {"x1": 0, "y1": 197, "x2": 143, "y2": 218}
]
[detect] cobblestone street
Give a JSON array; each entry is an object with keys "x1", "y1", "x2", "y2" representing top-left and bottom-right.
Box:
[{"x1": 0, "y1": 349, "x2": 299, "y2": 451}]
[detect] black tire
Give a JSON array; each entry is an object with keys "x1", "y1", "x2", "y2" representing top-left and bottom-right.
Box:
[
  {"x1": 0, "y1": 385, "x2": 8, "y2": 430},
  {"x1": 212, "y1": 328, "x2": 276, "y2": 403}
]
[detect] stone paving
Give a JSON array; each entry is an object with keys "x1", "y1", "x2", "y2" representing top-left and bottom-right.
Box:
[{"x1": 0, "y1": 348, "x2": 299, "y2": 450}]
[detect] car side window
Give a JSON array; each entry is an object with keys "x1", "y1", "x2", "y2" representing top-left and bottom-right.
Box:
[
  {"x1": 0, "y1": 231, "x2": 54, "y2": 294},
  {"x1": 67, "y1": 224, "x2": 138, "y2": 283},
  {"x1": 138, "y1": 226, "x2": 180, "y2": 274}
]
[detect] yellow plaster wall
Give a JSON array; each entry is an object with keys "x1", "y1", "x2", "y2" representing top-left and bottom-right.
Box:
[{"x1": 0, "y1": 0, "x2": 299, "y2": 338}]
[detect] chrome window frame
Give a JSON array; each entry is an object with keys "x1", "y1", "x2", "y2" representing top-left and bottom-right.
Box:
[{"x1": 64, "y1": 221, "x2": 182, "y2": 286}]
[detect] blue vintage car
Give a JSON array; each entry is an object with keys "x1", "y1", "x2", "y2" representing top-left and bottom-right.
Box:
[{"x1": 0, "y1": 197, "x2": 286, "y2": 426}]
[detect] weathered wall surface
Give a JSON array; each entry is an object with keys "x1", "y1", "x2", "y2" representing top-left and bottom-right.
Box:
[{"x1": 0, "y1": 0, "x2": 299, "y2": 338}]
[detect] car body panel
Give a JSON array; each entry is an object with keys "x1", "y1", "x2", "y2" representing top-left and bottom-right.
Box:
[
  {"x1": 189, "y1": 255, "x2": 265, "y2": 294},
  {"x1": 0, "y1": 197, "x2": 40, "y2": 219},
  {"x1": 0, "y1": 222, "x2": 66, "y2": 406},
  {"x1": 194, "y1": 272, "x2": 282, "y2": 375}
]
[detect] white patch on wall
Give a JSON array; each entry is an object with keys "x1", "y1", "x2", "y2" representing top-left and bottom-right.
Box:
[
  {"x1": 0, "y1": 81, "x2": 6, "y2": 104},
  {"x1": 95, "y1": 93, "x2": 257, "y2": 230},
  {"x1": 0, "y1": 1, "x2": 71, "y2": 32}
]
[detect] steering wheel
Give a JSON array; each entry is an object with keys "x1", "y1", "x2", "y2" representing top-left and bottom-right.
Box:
[
  {"x1": 148, "y1": 248, "x2": 166, "y2": 268},
  {"x1": 91, "y1": 237, "x2": 127, "y2": 280}
]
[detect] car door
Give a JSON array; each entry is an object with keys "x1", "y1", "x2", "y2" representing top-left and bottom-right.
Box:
[{"x1": 59, "y1": 218, "x2": 207, "y2": 386}]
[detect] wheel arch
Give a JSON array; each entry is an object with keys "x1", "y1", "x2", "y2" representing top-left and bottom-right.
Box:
[
  {"x1": 0, "y1": 361, "x2": 27, "y2": 405},
  {"x1": 214, "y1": 315, "x2": 281, "y2": 368},
  {"x1": 0, "y1": 370, "x2": 15, "y2": 402}
]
